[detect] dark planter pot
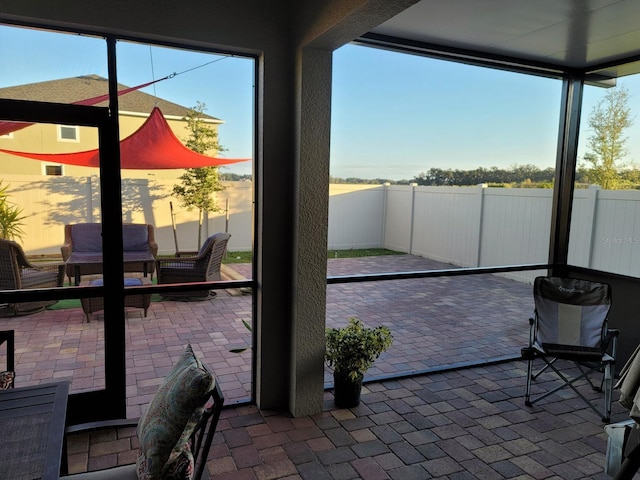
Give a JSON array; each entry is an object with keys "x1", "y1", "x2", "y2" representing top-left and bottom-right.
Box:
[{"x1": 333, "y1": 371, "x2": 363, "y2": 408}]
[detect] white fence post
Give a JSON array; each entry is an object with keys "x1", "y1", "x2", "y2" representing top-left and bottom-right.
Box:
[
  {"x1": 475, "y1": 183, "x2": 487, "y2": 267},
  {"x1": 409, "y1": 183, "x2": 417, "y2": 255}
]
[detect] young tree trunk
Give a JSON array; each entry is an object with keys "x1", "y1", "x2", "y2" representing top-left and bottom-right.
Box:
[{"x1": 198, "y1": 209, "x2": 203, "y2": 248}]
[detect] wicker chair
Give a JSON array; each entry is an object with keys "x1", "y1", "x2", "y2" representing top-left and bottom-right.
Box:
[
  {"x1": 156, "y1": 232, "x2": 231, "y2": 299},
  {"x1": 0, "y1": 239, "x2": 65, "y2": 315}
]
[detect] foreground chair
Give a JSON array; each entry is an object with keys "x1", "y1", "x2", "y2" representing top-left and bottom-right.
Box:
[
  {"x1": 0, "y1": 330, "x2": 15, "y2": 389},
  {"x1": 62, "y1": 344, "x2": 224, "y2": 479},
  {"x1": 156, "y1": 232, "x2": 231, "y2": 299},
  {"x1": 522, "y1": 276, "x2": 619, "y2": 422},
  {"x1": 0, "y1": 239, "x2": 64, "y2": 315}
]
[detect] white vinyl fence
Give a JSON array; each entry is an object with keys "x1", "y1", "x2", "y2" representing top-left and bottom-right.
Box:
[
  {"x1": 330, "y1": 183, "x2": 640, "y2": 283},
  {"x1": 5, "y1": 176, "x2": 640, "y2": 283},
  {"x1": 4, "y1": 175, "x2": 253, "y2": 256}
]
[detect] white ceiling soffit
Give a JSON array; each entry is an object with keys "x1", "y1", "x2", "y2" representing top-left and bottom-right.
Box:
[{"x1": 366, "y1": 0, "x2": 640, "y2": 79}]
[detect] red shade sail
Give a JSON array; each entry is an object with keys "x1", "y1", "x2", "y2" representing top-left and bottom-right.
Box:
[{"x1": 0, "y1": 106, "x2": 250, "y2": 169}]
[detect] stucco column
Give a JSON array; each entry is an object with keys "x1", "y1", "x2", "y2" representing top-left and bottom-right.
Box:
[{"x1": 289, "y1": 47, "x2": 332, "y2": 416}]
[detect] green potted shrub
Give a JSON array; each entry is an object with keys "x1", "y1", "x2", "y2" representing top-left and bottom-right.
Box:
[
  {"x1": 325, "y1": 317, "x2": 393, "y2": 408},
  {"x1": 0, "y1": 181, "x2": 25, "y2": 241}
]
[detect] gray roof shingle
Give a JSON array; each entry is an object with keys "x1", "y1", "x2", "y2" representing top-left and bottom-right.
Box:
[{"x1": 0, "y1": 74, "x2": 219, "y2": 120}]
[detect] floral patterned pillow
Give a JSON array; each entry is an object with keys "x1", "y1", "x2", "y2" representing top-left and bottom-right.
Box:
[
  {"x1": 136, "y1": 445, "x2": 194, "y2": 480},
  {"x1": 164, "y1": 445, "x2": 195, "y2": 480},
  {"x1": 0, "y1": 370, "x2": 14, "y2": 389},
  {"x1": 136, "y1": 345, "x2": 213, "y2": 479}
]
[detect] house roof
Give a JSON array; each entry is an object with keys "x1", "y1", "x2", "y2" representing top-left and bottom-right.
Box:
[{"x1": 0, "y1": 74, "x2": 220, "y2": 121}]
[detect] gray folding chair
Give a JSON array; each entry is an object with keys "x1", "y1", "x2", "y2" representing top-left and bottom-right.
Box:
[{"x1": 522, "y1": 276, "x2": 619, "y2": 422}]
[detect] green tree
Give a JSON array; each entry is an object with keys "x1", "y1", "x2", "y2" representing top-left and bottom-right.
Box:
[
  {"x1": 172, "y1": 102, "x2": 227, "y2": 247},
  {"x1": 582, "y1": 85, "x2": 634, "y2": 189}
]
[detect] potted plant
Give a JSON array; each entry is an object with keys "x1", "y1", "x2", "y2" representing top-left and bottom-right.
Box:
[
  {"x1": 0, "y1": 181, "x2": 25, "y2": 241},
  {"x1": 325, "y1": 317, "x2": 393, "y2": 408}
]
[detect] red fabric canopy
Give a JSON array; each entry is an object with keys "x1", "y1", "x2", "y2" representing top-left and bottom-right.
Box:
[{"x1": 0, "y1": 106, "x2": 250, "y2": 169}]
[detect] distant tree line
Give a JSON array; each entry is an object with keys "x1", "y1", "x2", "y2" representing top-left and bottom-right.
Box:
[
  {"x1": 329, "y1": 176, "x2": 412, "y2": 185},
  {"x1": 333, "y1": 85, "x2": 640, "y2": 189},
  {"x1": 412, "y1": 165, "x2": 555, "y2": 187},
  {"x1": 220, "y1": 172, "x2": 253, "y2": 181},
  {"x1": 220, "y1": 86, "x2": 640, "y2": 189}
]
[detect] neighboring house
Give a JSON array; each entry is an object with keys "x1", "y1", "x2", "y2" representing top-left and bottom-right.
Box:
[{"x1": 0, "y1": 74, "x2": 223, "y2": 179}]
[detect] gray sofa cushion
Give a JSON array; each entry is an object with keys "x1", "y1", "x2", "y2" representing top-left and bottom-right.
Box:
[
  {"x1": 123, "y1": 225, "x2": 149, "y2": 251},
  {"x1": 71, "y1": 224, "x2": 149, "y2": 253},
  {"x1": 71, "y1": 224, "x2": 102, "y2": 253}
]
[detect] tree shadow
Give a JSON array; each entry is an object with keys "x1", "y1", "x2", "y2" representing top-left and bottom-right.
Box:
[{"x1": 10, "y1": 175, "x2": 169, "y2": 227}]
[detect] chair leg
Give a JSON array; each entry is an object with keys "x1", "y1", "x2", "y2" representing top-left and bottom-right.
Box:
[
  {"x1": 604, "y1": 362, "x2": 613, "y2": 422},
  {"x1": 531, "y1": 357, "x2": 556, "y2": 380},
  {"x1": 525, "y1": 358, "x2": 533, "y2": 406},
  {"x1": 525, "y1": 358, "x2": 609, "y2": 421}
]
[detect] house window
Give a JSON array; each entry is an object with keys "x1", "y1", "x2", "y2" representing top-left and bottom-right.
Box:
[
  {"x1": 45, "y1": 165, "x2": 63, "y2": 176},
  {"x1": 58, "y1": 125, "x2": 79, "y2": 142}
]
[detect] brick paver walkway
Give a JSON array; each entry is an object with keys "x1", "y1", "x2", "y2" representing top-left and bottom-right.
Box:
[
  {"x1": 5, "y1": 254, "x2": 632, "y2": 478},
  {"x1": 1, "y1": 255, "x2": 535, "y2": 417},
  {"x1": 66, "y1": 361, "x2": 638, "y2": 479}
]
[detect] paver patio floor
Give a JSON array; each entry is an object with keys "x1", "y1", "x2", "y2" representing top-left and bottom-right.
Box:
[
  {"x1": 4, "y1": 254, "x2": 636, "y2": 478},
  {"x1": 1, "y1": 254, "x2": 539, "y2": 417},
  {"x1": 66, "y1": 361, "x2": 638, "y2": 479}
]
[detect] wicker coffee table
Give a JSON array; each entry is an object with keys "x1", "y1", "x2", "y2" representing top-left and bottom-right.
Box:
[{"x1": 80, "y1": 277, "x2": 152, "y2": 322}]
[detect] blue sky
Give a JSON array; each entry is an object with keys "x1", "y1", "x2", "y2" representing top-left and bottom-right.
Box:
[
  {"x1": 332, "y1": 45, "x2": 561, "y2": 180},
  {"x1": 332, "y1": 44, "x2": 640, "y2": 180},
  {"x1": 2, "y1": 24, "x2": 640, "y2": 182}
]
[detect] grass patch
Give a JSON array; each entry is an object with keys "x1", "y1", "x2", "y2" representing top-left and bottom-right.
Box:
[
  {"x1": 48, "y1": 299, "x2": 81, "y2": 310},
  {"x1": 224, "y1": 251, "x2": 253, "y2": 263}
]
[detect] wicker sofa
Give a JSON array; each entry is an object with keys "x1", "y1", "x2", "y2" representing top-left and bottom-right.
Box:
[{"x1": 61, "y1": 223, "x2": 158, "y2": 284}]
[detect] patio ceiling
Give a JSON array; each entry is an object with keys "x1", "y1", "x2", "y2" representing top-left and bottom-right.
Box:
[{"x1": 364, "y1": 0, "x2": 640, "y2": 80}]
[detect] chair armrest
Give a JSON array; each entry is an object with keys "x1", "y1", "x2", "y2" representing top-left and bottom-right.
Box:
[
  {"x1": 61, "y1": 243, "x2": 72, "y2": 261},
  {"x1": 148, "y1": 239, "x2": 159, "y2": 257},
  {"x1": 34, "y1": 260, "x2": 66, "y2": 267},
  {"x1": 19, "y1": 261, "x2": 66, "y2": 288}
]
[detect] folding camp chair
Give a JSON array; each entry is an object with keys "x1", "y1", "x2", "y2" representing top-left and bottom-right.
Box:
[{"x1": 522, "y1": 276, "x2": 619, "y2": 422}]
